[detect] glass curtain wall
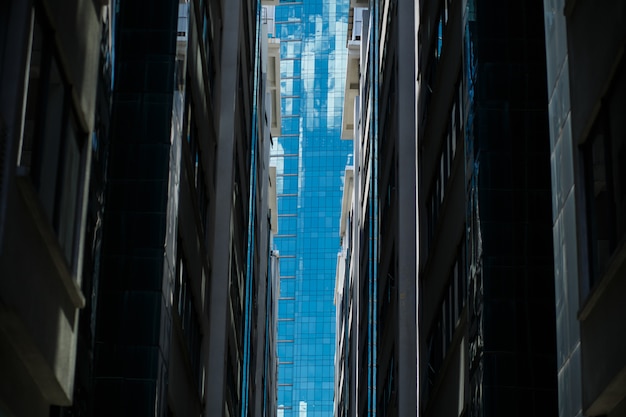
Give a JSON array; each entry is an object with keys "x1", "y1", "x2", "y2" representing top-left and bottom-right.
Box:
[{"x1": 271, "y1": 0, "x2": 351, "y2": 416}]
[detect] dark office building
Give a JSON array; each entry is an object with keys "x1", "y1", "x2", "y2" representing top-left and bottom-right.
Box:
[
  {"x1": 418, "y1": 0, "x2": 558, "y2": 416},
  {"x1": 1, "y1": 0, "x2": 278, "y2": 416},
  {"x1": 0, "y1": 0, "x2": 102, "y2": 415},
  {"x1": 338, "y1": 0, "x2": 418, "y2": 416},
  {"x1": 93, "y1": 0, "x2": 273, "y2": 416},
  {"x1": 94, "y1": 0, "x2": 204, "y2": 414},
  {"x1": 542, "y1": 0, "x2": 626, "y2": 415}
]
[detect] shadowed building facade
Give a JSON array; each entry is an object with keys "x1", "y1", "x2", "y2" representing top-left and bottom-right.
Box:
[
  {"x1": 0, "y1": 0, "x2": 102, "y2": 415},
  {"x1": 0, "y1": 0, "x2": 278, "y2": 416},
  {"x1": 542, "y1": 0, "x2": 626, "y2": 415},
  {"x1": 336, "y1": 0, "x2": 418, "y2": 416},
  {"x1": 418, "y1": 0, "x2": 558, "y2": 416},
  {"x1": 95, "y1": 0, "x2": 275, "y2": 416}
]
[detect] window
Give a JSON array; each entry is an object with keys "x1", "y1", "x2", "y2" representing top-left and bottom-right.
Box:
[
  {"x1": 426, "y1": 78, "x2": 462, "y2": 249},
  {"x1": 582, "y1": 63, "x2": 626, "y2": 289},
  {"x1": 436, "y1": 6, "x2": 444, "y2": 59},
  {"x1": 183, "y1": 84, "x2": 210, "y2": 245},
  {"x1": 423, "y1": 236, "x2": 466, "y2": 402},
  {"x1": 380, "y1": 352, "x2": 395, "y2": 417},
  {"x1": 175, "y1": 240, "x2": 203, "y2": 395},
  {"x1": 18, "y1": 8, "x2": 87, "y2": 267}
]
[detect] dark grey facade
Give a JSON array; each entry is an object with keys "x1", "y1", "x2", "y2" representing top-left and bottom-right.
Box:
[
  {"x1": 0, "y1": 0, "x2": 101, "y2": 415},
  {"x1": 338, "y1": 0, "x2": 418, "y2": 416},
  {"x1": 543, "y1": 0, "x2": 626, "y2": 415},
  {"x1": 418, "y1": 1, "x2": 558, "y2": 417}
]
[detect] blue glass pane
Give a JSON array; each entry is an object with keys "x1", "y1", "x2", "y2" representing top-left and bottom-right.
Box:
[{"x1": 280, "y1": 279, "x2": 296, "y2": 297}]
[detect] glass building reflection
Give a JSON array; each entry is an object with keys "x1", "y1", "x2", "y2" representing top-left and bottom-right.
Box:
[{"x1": 270, "y1": 0, "x2": 351, "y2": 415}]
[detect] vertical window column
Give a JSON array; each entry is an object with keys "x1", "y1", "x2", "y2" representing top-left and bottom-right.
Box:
[{"x1": 18, "y1": 8, "x2": 87, "y2": 268}]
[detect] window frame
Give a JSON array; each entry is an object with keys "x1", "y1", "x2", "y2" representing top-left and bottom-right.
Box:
[
  {"x1": 17, "y1": 6, "x2": 89, "y2": 271},
  {"x1": 580, "y1": 59, "x2": 626, "y2": 300}
]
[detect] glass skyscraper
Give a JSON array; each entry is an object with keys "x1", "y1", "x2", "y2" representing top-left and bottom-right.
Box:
[{"x1": 270, "y1": 0, "x2": 351, "y2": 416}]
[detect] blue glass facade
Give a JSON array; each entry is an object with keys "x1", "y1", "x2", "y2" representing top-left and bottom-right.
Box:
[{"x1": 271, "y1": 0, "x2": 351, "y2": 415}]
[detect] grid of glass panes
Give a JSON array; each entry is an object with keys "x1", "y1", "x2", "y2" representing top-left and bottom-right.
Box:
[{"x1": 271, "y1": 0, "x2": 351, "y2": 416}]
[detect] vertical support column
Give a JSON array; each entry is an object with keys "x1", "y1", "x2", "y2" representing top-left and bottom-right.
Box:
[
  {"x1": 206, "y1": 1, "x2": 241, "y2": 416},
  {"x1": 542, "y1": 0, "x2": 582, "y2": 416},
  {"x1": 396, "y1": 0, "x2": 417, "y2": 415}
]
